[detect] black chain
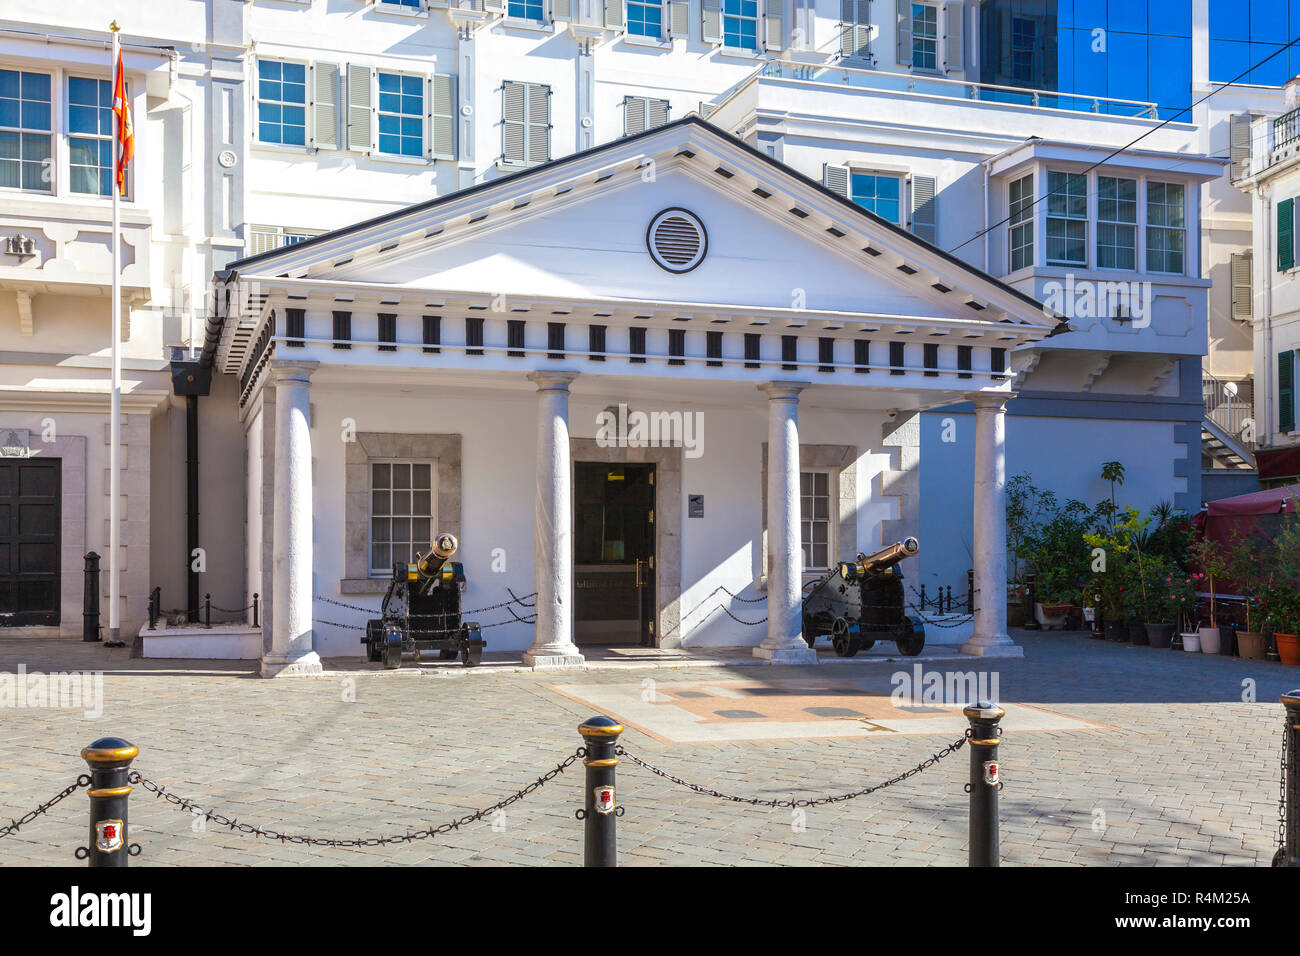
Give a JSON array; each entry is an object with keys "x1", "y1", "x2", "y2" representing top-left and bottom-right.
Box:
[
  {"x1": 126, "y1": 749, "x2": 582, "y2": 848},
  {"x1": 1279, "y1": 722, "x2": 1288, "y2": 853},
  {"x1": 617, "y1": 735, "x2": 967, "y2": 808},
  {"x1": 0, "y1": 775, "x2": 91, "y2": 840}
]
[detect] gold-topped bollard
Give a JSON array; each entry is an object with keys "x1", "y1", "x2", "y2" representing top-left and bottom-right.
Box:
[
  {"x1": 79, "y1": 737, "x2": 138, "y2": 867},
  {"x1": 964, "y1": 701, "x2": 1004, "y2": 868},
  {"x1": 577, "y1": 716, "x2": 623, "y2": 867}
]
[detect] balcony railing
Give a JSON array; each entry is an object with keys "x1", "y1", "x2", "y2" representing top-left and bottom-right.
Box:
[
  {"x1": 1274, "y1": 106, "x2": 1300, "y2": 152},
  {"x1": 757, "y1": 60, "x2": 1160, "y2": 119}
]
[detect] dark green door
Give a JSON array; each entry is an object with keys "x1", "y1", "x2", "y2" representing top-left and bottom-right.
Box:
[
  {"x1": 573, "y1": 462, "x2": 656, "y2": 647},
  {"x1": 0, "y1": 458, "x2": 61, "y2": 627}
]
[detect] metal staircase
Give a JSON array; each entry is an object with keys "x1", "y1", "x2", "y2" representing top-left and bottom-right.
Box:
[{"x1": 1202, "y1": 373, "x2": 1257, "y2": 472}]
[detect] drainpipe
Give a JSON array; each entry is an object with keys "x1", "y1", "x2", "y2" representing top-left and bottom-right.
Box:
[
  {"x1": 1263, "y1": 190, "x2": 1275, "y2": 448},
  {"x1": 170, "y1": 358, "x2": 212, "y2": 621}
]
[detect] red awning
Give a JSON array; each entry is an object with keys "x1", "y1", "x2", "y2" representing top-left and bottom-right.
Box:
[
  {"x1": 1194, "y1": 482, "x2": 1300, "y2": 596},
  {"x1": 1205, "y1": 482, "x2": 1300, "y2": 517},
  {"x1": 1256, "y1": 445, "x2": 1300, "y2": 483}
]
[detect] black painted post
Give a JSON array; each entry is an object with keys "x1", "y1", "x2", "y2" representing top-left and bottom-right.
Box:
[
  {"x1": 920, "y1": 584, "x2": 928, "y2": 611},
  {"x1": 1023, "y1": 572, "x2": 1039, "y2": 630},
  {"x1": 204, "y1": 593, "x2": 211, "y2": 628},
  {"x1": 252, "y1": 593, "x2": 260, "y2": 628},
  {"x1": 82, "y1": 552, "x2": 101, "y2": 643},
  {"x1": 578, "y1": 716, "x2": 623, "y2": 867},
  {"x1": 965, "y1": 701, "x2": 1003, "y2": 867},
  {"x1": 80, "y1": 738, "x2": 137, "y2": 867},
  {"x1": 945, "y1": 586, "x2": 953, "y2": 614},
  {"x1": 967, "y1": 569, "x2": 975, "y2": 614},
  {"x1": 147, "y1": 587, "x2": 160, "y2": 631},
  {"x1": 1091, "y1": 589, "x2": 1105, "y2": 639},
  {"x1": 1277, "y1": 691, "x2": 1300, "y2": 867}
]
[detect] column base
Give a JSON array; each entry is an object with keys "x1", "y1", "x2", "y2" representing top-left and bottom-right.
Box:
[
  {"x1": 522, "y1": 645, "x2": 586, "y2": 669},
  {"x1": 959, "y1": 637, "x2": 1024, "y2": 658},
  {"x1": 753, "y1": 644, "x2": 819, "y2": 665},
  {"x1": 261, "y1": 650, "x2": 324, "y2": 677}
]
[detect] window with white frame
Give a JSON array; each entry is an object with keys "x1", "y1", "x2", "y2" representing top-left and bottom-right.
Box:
[
  {"x1": 1046, "y1": 170, "x2": 1087, "y2": 266},
  {"x1": 508, "y1": 0, "x2": 545, "y2": 19},
  {"x1": 68, "y1": 77, "x2": 116, "y2": 197},
  {"x1": 628, "y1": 0, "x2": 664, "y2": 37},
  {"x1": 1096, "y1": 175, "x2": 1137, "y2": 270},
  {"x1": 380, "y1": 0, "x2": 422, "y2": 8},
  {"x1": 849, "y1": 171, "x2": 902, "y2": 223},
  {"x1": 0, "y1": 69, "x2": 52, "y2": 192},
  {"x1": 377, "y1": 71, "x2": 423, "y2": 157},
  {"x1": 370, "y1": 462, "x2": 434, "y2": 574},
  {"x1": 911, "y1": 2, "x2": 938, "y2": 70},
  {"x1": 1010, "y1": 16, "x2": 1035, "y2": 82},
  {"x1": 1008, "y1": 173, "x2": 1033, "y2": 271},
  {"x1": 256, "y1": 59, "x2": 307, "y2": 146},
  {"x1": 1146, "y1": 181, "x2": 1185, "y2": 275},
  {"x1": 800, "y1": 471, "x2": 831, "y2": 569},
  {"x1": 722, "y1": 0, "x2": 759, "y2": 51}
]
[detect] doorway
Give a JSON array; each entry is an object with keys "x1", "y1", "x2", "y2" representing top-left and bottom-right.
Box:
[
  {"x1": 573, "y1": 462, "x2": 656, "y2": 646},
  {"x1": 0, "y1": 458, "x2": 61, "y2": 627}
]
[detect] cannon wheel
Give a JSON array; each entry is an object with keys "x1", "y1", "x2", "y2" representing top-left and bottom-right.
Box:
[
  {"x1": 382, "y1": 643, "x2": 403, "y2": 669},
  {"x1": 831, "y1": 618, "x2": 860, "y2": 658},
  {"x1": 365, "y1": 620, "x2": 384, "y2": 663},
  {"x1": 895, "y1": 619, "x2": 925, "y2": 657},
  {"x1": 460, "y1": 623, "x2": 483, "y2": 667}
]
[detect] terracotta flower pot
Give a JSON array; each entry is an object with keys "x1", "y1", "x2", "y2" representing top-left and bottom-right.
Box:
[
  {"x1": 1277, "y1": 633, "x2": 1300, "y2": 666},
  {"x1": 1237, "y1": 631, "x2": 1268, "y2": 660},
  {"x1": 1198, "y1": 627, "x2": 1221, "y2": 655}
]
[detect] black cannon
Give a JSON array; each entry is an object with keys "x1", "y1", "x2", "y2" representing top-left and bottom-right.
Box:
[
  {"x1": 802, "y1": 536, "x2": 925, "y2": 657},
  {"x1": 363, "y1": 532, "x2": 485, "y2": 669}
]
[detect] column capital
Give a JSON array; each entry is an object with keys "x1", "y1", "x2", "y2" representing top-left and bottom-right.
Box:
[
  {"x1": 967, "y1": 391, "x2": 1011, "y2": 410},
  {"x1": 759, "y1": 381, "x2": 811, "y2": 401},
  {"x1": 527, "y1": 370, "x2": 580, "y2": 392},
  {"x1": 269, "y1": 359, "x2": 319, "y2": 386}
]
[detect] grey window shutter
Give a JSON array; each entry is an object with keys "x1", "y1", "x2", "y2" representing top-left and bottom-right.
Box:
[
  {"x1": 311, "y1": 62, "x2": 340, "y2": 149},
  {"x1": 429, "y1": 73, "x2": 456, "y2": 160},
  {"x1": 553, "y1": 0, "x2": 573, "y2": 19},
  {"x1": 910, "y1": 174, "x2": 937, "y2": 243},
  {"x1": 840, "y1": 0, "x2": 870, "y2": 58},
  {"x1": 764, "y1": 0, "x2": 784, "y2": 51},
  {"x1": 823, "y1": 163, "x2": 849, "y2": 197},
  {"x1": 248, "y1": 225, "x2": 280, "y2": 256},
  {"x1": 605, "y1": 0, "x2": 625, "y2": 29},
  {"x1": 944, "y1": 2, "x2": 963, "y2": 71},
  {"x1": 1230, "y1": 113, "x2": 1251, "y2": 179},
  {"x1": 1230, "y1": 251, "x2": 1253, "y2": 320},
  {"x1": 347, "y1": 64, "x2": 374, "y2": 152},
  {"x1": 896, "y1": 0, "x2": 912, "y2": 66},
  {"x1": 625, "y1": 96, "x2": 647, "y2": 136},
  {"x1": 527, "y1": 83, "x2": 550, "y2": 166},
  {"x1": 647, "y1": 97, "x2": 669, "y2": 129},
  {"x1": 670, "y1": 0, "x2": 689, "y2": 37},
  {"x1": 699, "y1": 100, "x2": 718, "y2": 119},
  {"x1": 502, "y1": 81, "x2": 526, "y2": 166},
  {"x1": 702, "y1": 0, "x2": 722, "y2": 43},
  {"x1": 484, "y1": 0, "x2": 506, "y2": 12}
]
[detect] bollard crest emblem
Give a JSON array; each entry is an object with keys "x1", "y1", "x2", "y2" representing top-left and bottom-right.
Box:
[
  {"x1": 594, "y1": 786, "x2": 616, "y2": 814},
  {"x1": 982, "y1": 761, "x2": 999, "y2": 787},
  {"x1": 96, "y1": 818, "x2": 124, "y2": 853}
]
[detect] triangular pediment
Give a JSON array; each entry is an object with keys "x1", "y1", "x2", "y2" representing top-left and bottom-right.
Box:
[{"x1": 227, "y1": 118, "x2": 1058, "y2": 336}]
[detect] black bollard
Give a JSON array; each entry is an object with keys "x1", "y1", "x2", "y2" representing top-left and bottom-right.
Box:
[
  {"x1": 966, "y1": 569, "x2": 975, "y2": 615},
  {"x1": 204, "y1": 593, "x2": 211, "y2": 628},
  {"x1": 1277, "y1": 690, "x2": 1300, "y2": 867},
  {"x1": 577, "y1": 716, "x2": 623, "y2": 867},
  {"x1": 252, "y1": 592, "x2": 260, "y2": 628},
  {"x1": 1023, "y1": 572, "x2": 1039, "y2": 630},
  {"x1": 82, "y1": 552, "x2": 101, "y2": 642},
  {"x1": 964, "y1": 701, "x2": 1003, "y2": 867},
  {"x1": 79, "y1": 738, "x2": 138, "y2": 867}
]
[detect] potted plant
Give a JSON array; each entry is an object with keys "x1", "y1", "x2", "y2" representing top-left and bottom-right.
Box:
[
  {"x1": 1144, "y1": 564, "x2": 1187, "y2": 649},
  {"x1": 1225, "y1": 526, "x2": 1271, "y2": 660},
  {"x1": 1265, "y1": 585, "x2": 1300, "y2": 665},
  {"x1": 1188, "y1": 536, "x2": 1228, "y2": 655}
]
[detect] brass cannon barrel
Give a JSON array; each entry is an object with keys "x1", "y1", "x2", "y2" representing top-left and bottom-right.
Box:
[
  {"x1": 839, "y1": 536, "x2": 919, "y2": 580},
  {"x1": 416, "y1": 532, "x2": 459, "y2": 579}
]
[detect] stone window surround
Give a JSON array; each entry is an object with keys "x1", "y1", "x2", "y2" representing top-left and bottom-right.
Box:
[
  {"x1": 759, "y1": 442, "x2": 857, "y2": 582},
  {"x1": 341, "y1": 432, "x2": 461, "y2": 593}
]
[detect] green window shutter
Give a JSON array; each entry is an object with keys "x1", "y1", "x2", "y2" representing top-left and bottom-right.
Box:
[
  {"x1": 1279, "y1": 198, "x2": 1294, "y2": 272},
  {"x1": 1281, "y1": 350, "x2": 1296, "y2": 433}
]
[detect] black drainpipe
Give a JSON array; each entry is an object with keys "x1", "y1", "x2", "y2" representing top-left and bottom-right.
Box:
[{"x1": 171, "y1": 355, "x2": 212, "y2": 623}]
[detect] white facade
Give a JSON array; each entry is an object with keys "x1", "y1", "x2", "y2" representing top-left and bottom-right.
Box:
[{"x1": 0, "y1": 0, "x2": 1265, "y2": 653}]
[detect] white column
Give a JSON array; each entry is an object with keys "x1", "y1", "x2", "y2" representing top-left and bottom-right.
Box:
[
  {"x1": 961, "y1": 395, "x2": 1023, "y2": 658},
  {"x1": 756, "y1": 382, "x2": 817, "y2": 664},
  {"x1": 263, "y1": 360, "x2": 323, "y2": 677},
  {"x1": 523, "y1": 371, "x2": 585, "y2": 668}
]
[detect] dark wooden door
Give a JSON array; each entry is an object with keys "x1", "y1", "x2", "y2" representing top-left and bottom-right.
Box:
[{"x1": 0, "y1": 458, "x2": 61, "y2": 627}]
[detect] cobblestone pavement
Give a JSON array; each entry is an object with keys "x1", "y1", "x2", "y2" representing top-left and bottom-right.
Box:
[{"x1": 0, "y1": 631, "x2": 1295, "y2": 867}]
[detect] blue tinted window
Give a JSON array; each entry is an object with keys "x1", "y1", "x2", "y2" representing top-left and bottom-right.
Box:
[
  {"x1": 722, "y1": 0, "x2": 758, "y2": 50},
  {"x1": 1148, "y1": 0, "x2": 1191, "y2": 36},
  {"x1": 849, "y1": 172, "x2": 901, "y2": 222},
  {"x1": 1250, "y1": 0, "x2": 1287, "y2": 42},
  {"x1": 257, "y1": 59, "x2": 306, "y2": 146},
  {"x1": 1210, "y1": 38, "x2": 1251, "y2": 82},
  {"x1": 1106, "y1": 30, "x2": 1147, "y2": 105},
  {"x1": 507, "y1": 0, "x2": 544, "y2": 18},
  {"x1": 1149, "y1": 35, "x2": 1191, "y2": 118},
  {"x1": 1106, "y1": 0, "x2": 1147, "y2": 35},
  {"x1": 1209, "y1": 0, "x2": 1248, "y2": 40},
  {"x1": 1251, "y1": 43, "x2": 1289, "y2": 85},
  {"x1": 628, "y1": 0, "x2": 663, "y2": 36},
  {"x1": 378, "y1": 72, "x2": 423, "y2": 157}
]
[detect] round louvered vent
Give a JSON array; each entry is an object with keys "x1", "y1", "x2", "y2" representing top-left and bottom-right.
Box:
[{"x1": 647, "y1": 208, "x2": 707, "y2": 274}]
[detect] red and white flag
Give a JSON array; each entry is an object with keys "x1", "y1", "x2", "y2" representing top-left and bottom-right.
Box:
[{"x1": 112, "y1": 48, "x2": 133, "y2": 195}]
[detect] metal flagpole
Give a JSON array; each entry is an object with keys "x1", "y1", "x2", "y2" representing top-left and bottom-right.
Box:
[{"x1": 107, "y1": 21, "x2": 121, "y2": 646}]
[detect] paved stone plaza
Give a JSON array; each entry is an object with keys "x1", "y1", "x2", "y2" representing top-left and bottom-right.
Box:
[{"x1": 0, "y1": 631, "x2": 1295, "y2": 867}]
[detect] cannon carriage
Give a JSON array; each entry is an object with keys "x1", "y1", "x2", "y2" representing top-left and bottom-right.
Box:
[
  {"x1": 802, "y1": 537, "x2": 925, "y2": 657},
  {"x1": 362, "y1": 533, "x2": 485, "y2": 669}
]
